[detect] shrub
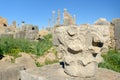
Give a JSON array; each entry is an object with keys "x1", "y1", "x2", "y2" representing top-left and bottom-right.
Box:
[
  {"x1": 34, "y1": 34, "x2": 53, "y2": 56},
  {"x1": 35, "y1": 62, "x2": 43, "y2": 67},
  {"x1": 99, "y1": 50, "x2": 120, "y2": 72},
  {"x1": 0, "y1": 34, "x2": 53, "y2": 57},
  {"x1": 8, "y1": 48, "x2": 21, "y2": 58},
  {"x1": 0, "y1": 37, "x2": 32, "y2": 54}
]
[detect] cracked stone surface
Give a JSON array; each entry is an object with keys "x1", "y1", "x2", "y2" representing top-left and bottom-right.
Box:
[{"x1": 20, "y1": 63, "x2": 120, "y2": 80}]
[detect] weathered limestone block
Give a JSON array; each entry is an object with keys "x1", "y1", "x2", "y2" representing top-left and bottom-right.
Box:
[
  {"x1": 94, "y1": 18, "x2": 110, "y2": 25},
  {"x1": 0, "y1": 17, "x2": 8, "y2": 27},
  {"x1": 92, "y1": 25, "x2": 111, "y2": 52},
  {"x1": 15, "y1": 53, "x2": 36, "y2": 69},
  {"x1": 79, "y1": 23, "x2": 112, "y2": 53},
  {"x1": 0, "y1": 62, "x2": 24, "y2": 80},
  {"x1": 53, "y1": 26, "x2": 104, "y2": 77},
  {"x1": 20, "y1": 63, "x2": 120, "y2": 80},
  {"x1": 109, "y1": 24, "x2": 115, "y2": 49},
  {"x1": 0, "y1": 55, "x2": 14, "y2": 63},
  {"x1": 112, "y1": 18, "x2": 120, "y2": 50},
  {"x1": 94, "y1": 18, "x2": 115, "y2": 50}
]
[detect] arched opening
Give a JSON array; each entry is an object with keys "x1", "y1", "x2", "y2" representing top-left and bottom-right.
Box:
[
  {"x1": 32, "y1": 27, "x2": 35, "y2": 30},
  {"x1": 3, "y1": 24, "x2": 7, "y2": 27}
]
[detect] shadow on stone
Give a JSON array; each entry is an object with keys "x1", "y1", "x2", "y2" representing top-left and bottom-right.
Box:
[
  {"x1": 60, "y1": 61, "x2": 65, "y2": 68},
  {"x1": 0, "y1": 54, "x2": 4, "y2": 60}
]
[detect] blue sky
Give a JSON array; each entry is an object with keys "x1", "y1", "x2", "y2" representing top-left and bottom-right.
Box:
[{"x1": 0, "y1": 0, "x2": 120, "y2": 29}]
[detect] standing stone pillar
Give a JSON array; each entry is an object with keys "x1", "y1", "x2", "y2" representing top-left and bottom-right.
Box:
[
  {"x1": 56, "y1": 10, "x2": 60, "y2": 26},
  {"x1": 52, "y1": 11, "x2": 56, "y2": 27},
  {"x1": 112, "y1": 18, "x2": 120, "y2": 50},
  {"x1": 12, "y1": 21, "x2": 17, "y2": 28}
]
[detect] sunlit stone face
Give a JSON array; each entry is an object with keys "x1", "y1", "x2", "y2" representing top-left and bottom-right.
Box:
[{"x1": 53, "y1": 26, "x2": 104, "y2": 77}]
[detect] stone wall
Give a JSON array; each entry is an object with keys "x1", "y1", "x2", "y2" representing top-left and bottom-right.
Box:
[
  {"x1": 112, "y1": 18, "x2": 120, "y2": 50},
  {"x1": 0, "y1": 17, "x2": 39, "y2": 40},
  {"x1": 20, "y1": 24, "x2": 39, "y2": 40},
  {"x1": 15, "y1": 31, "x2": 26, "y2": 39}
]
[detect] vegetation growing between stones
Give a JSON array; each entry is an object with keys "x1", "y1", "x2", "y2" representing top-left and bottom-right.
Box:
[
  {"x1": 45, "y1": 59, "x2": 59, "y2": 65},
  {"x1": 35, "y1": 59, "x2": 59, "y2": 67},
  {"x1": 0, "y1": 34, "x2": 53, "y2": 58},
  {"x1": 34, "y1": 34, "x2": 53, "y2": 56},
  {"x1": 35, "y1": 62, "x2": 43, "y2": 67},
  {"x1": 99, "y1": 50, "x2": 120, "y2": 73}
]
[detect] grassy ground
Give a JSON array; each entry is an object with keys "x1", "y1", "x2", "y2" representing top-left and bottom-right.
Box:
[
  {"x1": 99, "y1": 50, "x2": 120, "y2": 73},
  {"x1": 0, "y1": 34, "x2": 59, "y2": 66},
  {"x1": 0, "y1": 34, "x2": 53, "y2": 58}
]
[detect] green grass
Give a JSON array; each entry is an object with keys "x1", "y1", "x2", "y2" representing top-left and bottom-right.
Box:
[
  {"x1": 98, "y1": 50, "x2": 120, "y2": 73},
  {"x1": 35, "y1": 61, "x2": 43, "y2": 67},
  {"x1": 0, "y1": 34, "x2": 53, "y2": 58},
  {"x1": 35, "y1": 59, "x2": 59, "y2": 67},
  {"x1": 35, "y1": 34, "x2": 53, "y2": 56},
  {"x1": 45, "y1": 59, "x2": 59, "y2": 65}
]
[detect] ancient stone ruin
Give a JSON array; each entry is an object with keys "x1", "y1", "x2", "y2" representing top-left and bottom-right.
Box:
[
  {"x1": 0, "y1": 10, "x2": 120, "y2": 80},
  {"x1": 51, "y1": 9, "x2": 116, "y2": 52},
  {"x1": 112, "y1": 18, "x2": 120, "y2": 50},
  {"x1": 0, "y1": 17, "x2": 8, "y2": 27},
  {"x1": 19, "y1": 23, "x2": 39, "y2": 40},
  {"x1": 51, "y1": 18, "x2": 120, "y2": 80},
  {"x1": 53, "y1": 25, "x2": 104, "y2": 77},
  {"x1": 51, "y1": 9, "x2": 120, "y2": 79},
  {"x1": 63, "y1": 9, "x2": 76, "y2": 26},
  {"x1": 0, "y1": 16, "x2": 39, "y2": 40},
  {"x1": 51, "y1": 9, "x2": 76, "y2": 27}
]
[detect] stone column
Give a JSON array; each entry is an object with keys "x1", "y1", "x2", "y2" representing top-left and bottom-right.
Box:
[
  {"x1": 56, "y1": 10, "x2": 60, "y2": 26},
  {"x1": 52, "y1": 11, "x2": 55, "y2": 27},
  {"x1": 12, "y1": 21, "x2": 16, "y2": 28}
]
